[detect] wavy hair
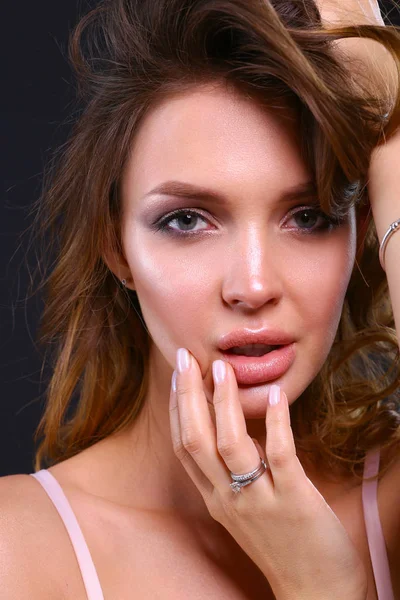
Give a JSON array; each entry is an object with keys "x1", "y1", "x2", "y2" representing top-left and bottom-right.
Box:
[{"x1": 29, "y1": 0, "x2": 400, "y2": 482}]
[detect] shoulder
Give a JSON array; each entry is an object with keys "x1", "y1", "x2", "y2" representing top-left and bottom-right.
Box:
[
  {"x1": 379, "y1": 443, "x2": 400, "y2": 521},
  {"x1": 0, "y1": 473, "x2": 67, "y2": 599},
  {"x1": 378, "y1": 445, "x2": 400, "y2": 582}
]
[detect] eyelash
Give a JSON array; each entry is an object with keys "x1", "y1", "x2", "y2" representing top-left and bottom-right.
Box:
[{"x1": 153, "y1": 206, "x2": 343, "y2": 238}]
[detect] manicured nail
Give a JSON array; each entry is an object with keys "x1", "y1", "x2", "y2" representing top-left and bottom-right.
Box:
[
  {"x1": 177, "y1": 348, "x2": 191, "y2": 373},
  {"x1": 212, "y1": 360, "x2": 226, "y2": 385},
  {"x1": 269, "y1": 384, "x2": 281, "y2": 406},
  {"x1": 171, "y1": 370, "x2": 177, "y2": 392}
]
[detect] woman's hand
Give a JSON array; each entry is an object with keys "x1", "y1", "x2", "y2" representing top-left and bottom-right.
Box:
[
  {"x1": 169, "y1": 349, "x2": 368, "y2": 600},
  {"x1": 316, "y1": 0, "x2": 385, "y2": 28},
  {"x1": 315, "y1": 0, "x2": 397, "y2": 103}
]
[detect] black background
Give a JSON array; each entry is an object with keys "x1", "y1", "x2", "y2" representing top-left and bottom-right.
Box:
[{"x1": 1, "y1": 1, "x2": 399, "y2": 476}]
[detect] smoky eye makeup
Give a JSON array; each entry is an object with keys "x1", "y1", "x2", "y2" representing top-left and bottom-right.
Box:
[{"x1": 148, "y1": 203, "x2": 347, "y2": 239}]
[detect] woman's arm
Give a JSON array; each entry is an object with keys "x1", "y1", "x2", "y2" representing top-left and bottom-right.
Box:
[
  {"x1": 315, "y1": 0, "x2": 400, "y2": 330},
  {"x1": 314, "y1": 0, "x2": 400, "y2": 333},
  {"x1": 317, "y1": 0, "x2": 400, "y2": 581},
  {"x1": 316, "y1": 0, "x2": 398, "y2": 101},
  {"x1": 369, "y1": 137, "x2": 400, "y2": 344},
  {"x1": 316, "y1": 0, "x2": 385, "y2": 26}
]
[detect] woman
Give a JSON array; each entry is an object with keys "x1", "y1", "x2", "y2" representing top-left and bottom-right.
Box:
[{"x1": 1, "y1": 0, "x2": 400, "y2": 598}]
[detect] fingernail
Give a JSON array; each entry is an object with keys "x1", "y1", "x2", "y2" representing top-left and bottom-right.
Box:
[
  {"x1": 177, "y1": 348, "x2": 191, "y2": 373},
  {"x1": 171, "y1": 370, "x2": 177, "y2": 392},
  {"x1": 269, "y1": 384, "x2": 281, "y2": 406},
  {"x1": 212, "y1": 360, "x2": 226, "y2": 385}
]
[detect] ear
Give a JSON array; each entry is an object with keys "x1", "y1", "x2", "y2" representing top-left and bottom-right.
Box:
[{"x1": 102, "y1": 245, "x2": 135, "y2": 290}]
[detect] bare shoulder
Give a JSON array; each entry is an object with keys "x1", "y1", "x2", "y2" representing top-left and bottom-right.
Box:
[
  {"x1": 376, "y1": 444, "x2": 400, "y2": 597},
  {"x1": 0, "y1": 473, "x2": 67, "y2": 599},
  {"x1": 379, "y1": 444, "x2": 400, "y2": 550}
]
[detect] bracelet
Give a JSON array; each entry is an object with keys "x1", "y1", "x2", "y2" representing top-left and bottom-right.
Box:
[{"x1": 379, "y1": 218, "x2": 400, "y2": 272}]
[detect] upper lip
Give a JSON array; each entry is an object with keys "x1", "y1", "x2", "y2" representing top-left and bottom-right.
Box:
[{"x1": 218, "y1": 328, "x2": 295, "y2": 351}]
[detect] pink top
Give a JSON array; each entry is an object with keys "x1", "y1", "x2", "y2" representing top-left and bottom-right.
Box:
[{"x1": 30, "y1": 447, "x2": 394, "y2": 600}]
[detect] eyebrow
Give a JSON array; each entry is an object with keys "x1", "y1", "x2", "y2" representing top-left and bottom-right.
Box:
[{"x1": 143, "y1": 179, "x2": 318, "y2": 204}]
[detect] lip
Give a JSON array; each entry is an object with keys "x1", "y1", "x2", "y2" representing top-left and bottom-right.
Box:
[
  {"x1": 221, "y1": 343, "x2": 296, "y2": 386},
  {"x1": 218, "y1": 327, "x2": 295, "y2": 351}
]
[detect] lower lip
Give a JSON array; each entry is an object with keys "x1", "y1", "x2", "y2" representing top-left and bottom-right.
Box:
[{"x1": 220, "y1": 343, "x2": 296, "y2": 386}]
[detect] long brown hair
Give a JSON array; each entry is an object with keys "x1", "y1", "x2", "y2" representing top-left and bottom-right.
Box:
[{"x1": 29, "y1": 0, "x2": 400, "y2": 481}]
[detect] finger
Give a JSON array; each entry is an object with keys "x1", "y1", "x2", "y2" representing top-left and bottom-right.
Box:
[
  {"x1": 266, "y1": 385, "x2": 305, "y2": 495},
  {"x1": 173, "y1": 350, "x2": 231, "y2": 491},
  {"x1": 212, "y1": 359, "x2": 270, "y2": 481},
  {"x1": 169, "y1": 370, "x2": 214, "y2": 498},
  {"x1": 251, "y1": 437, "x2": 267, "y2": 463}
]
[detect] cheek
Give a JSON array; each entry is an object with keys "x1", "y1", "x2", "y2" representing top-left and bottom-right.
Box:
[
  {"x1": 304, "y1": 270, "x2": 346, "y2": 343},
  {"x1": 292, "y1": 230, "x2": 355, "y2": 352},
  {"x1": 122, "y1": 226, "x2": 209, "y2": 362}
]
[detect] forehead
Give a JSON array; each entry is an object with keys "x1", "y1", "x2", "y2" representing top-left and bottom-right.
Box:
[{"x1": 121, "y1": 84, "x2": 311, "y2": 203}]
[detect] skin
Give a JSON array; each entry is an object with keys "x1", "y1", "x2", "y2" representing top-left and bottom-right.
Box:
[
  {"x1": 29, "y1": 3, "x2": 397, "y2": 596},
  {"x1": 317, "y1": 0, "x2": 397, "y2": 104},
  {"x1": 104, "y1": 80, "x2": 361, "y2": 526}
]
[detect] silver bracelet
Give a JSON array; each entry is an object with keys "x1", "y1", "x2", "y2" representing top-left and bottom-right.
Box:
[{"x1": 379, "y1": 218, "x2": 400, "y2": 272}]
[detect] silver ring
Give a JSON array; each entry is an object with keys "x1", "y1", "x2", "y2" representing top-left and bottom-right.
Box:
[{"x1": 229, "y1": 457, "x2": 268, "y2": 493}]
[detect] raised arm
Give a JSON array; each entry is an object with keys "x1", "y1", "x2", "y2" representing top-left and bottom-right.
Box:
[
  {"x1": 314, "y1": 0, "x2": 400, "y2": 332},
  {"x1": 316, "y1": 0, "x2": 385, "y2": 26},
  {"x1": 316, "y1": 0, "x2": 400, "y2": 580},
  {"x1": 316, "y1": 0, "x2": 398, "y2": 102}
]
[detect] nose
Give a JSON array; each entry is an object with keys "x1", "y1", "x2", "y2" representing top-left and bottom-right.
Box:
[{"x1": 221, "y1": 225, "x2": 283, "y2": 311}]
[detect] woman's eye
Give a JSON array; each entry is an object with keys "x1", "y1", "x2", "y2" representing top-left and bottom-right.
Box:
[
  {"x1": 286, "y1": 208, "x2": 335, "y2": 232},
  {"x1": 154, "y1": 209, "x2": 211, "y2": 235},
  {"x1": 153, "y1": 207, "x2": 340, "y2": 237}
]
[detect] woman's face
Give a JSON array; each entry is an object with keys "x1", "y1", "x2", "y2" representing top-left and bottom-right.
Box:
[{"x1": 119, "y1": 83, "x2": 357, "y2": 418}]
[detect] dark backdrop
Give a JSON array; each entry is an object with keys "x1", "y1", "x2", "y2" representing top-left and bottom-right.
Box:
[{"x1": 1, "y1": 1, "x2": 399, "y2": 476}]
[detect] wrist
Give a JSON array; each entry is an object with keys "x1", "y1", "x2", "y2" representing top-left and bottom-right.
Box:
[{"x1": 368, "y1": 136, "x2": 400, "y2": 243}]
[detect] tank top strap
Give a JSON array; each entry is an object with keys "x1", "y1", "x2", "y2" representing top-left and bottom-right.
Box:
[
  {"x1": 30, "y1": 469, "x2": 104, "y2": 600},
  {"x1": 362, "y1": 447, "x2": 395, "y2": 600}
]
